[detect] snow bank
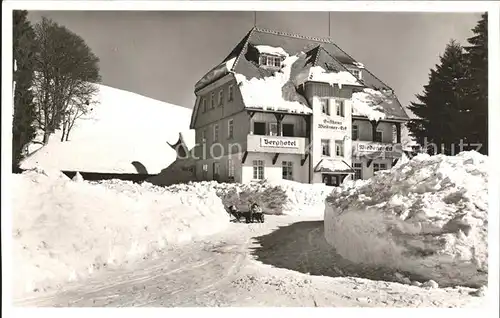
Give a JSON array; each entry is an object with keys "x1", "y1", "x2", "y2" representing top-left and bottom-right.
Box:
[
  {"x1": 234, "y1": 54, "x2": 312, "y2": 115},
  {"x1": 171, "y1": 180, "x2": 332, "y2": 216},
  {"x1": 297, "y1": 66, "x2": 362, "y2": 89},
  {"x1": 351, "y1": 88, "x2": 388, "y2": 121},
  {"x1": 324, "y1": 151, "x2": 488, "y2": 287},
  {"x1": 21, "y1": 84, "x2": 194, "y2": 174},
  {"x1": 12, "y1": 169, "x2": 228, "y2": 297}
]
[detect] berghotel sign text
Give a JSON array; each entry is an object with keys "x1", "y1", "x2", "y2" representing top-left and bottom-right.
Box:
[{"x1": 260, "y1": 137, "x2": 299, "y2": 149}]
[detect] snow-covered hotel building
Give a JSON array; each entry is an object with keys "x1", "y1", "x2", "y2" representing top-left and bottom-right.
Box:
[{"x1": 189, "y1": 28, "x2": 410, "y2": 186}]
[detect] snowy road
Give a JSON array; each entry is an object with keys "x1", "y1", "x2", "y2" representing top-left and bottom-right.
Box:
[{"x1": 14, "y1": 215, "x2": 485, "y2": 307}]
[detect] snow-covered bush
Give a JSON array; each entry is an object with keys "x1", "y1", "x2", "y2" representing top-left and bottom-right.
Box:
[
  {"x1": 12, "y1": 170, "x2": 228, "y2": 297},
  {"x1": 164, "y1": 179, "x2": 331, "y2": 216},
  {"x1": 324, "y1": 151, "x2": 488, "y2": 287}
]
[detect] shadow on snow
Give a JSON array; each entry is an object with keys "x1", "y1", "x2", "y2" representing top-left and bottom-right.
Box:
[{"x1": 250, "y1": 220, "x2": 427, "y2": 284}]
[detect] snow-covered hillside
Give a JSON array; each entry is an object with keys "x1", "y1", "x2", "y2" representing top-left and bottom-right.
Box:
[{"x1": 20, "y1": 84, "x2": 195, "y2": 174}]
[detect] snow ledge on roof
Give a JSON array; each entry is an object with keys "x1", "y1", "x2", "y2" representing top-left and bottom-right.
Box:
[
  {"x1": 296, "y1": 66, "x2": 363, "y2": 89},
  {"x1": 225, "y1": 57, "x2": 236, "y2": 72},
  {"x1": 351, "y1": 88, "x2": 390, "y2": 121},
  {"x1": 255, "y1": 45, "x2": 288, "y2": 56},
  {"x1": 353, "y1": 61, "x2": 365, "y2": 69}
]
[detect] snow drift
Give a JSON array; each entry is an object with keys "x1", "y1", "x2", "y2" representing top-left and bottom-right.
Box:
[
  {"x1": 324, "y1": 151, "x2": 488, "y2": 287},
  {"x1": 163, "y1": 180, "x2": 332, "y2": 216},
  {"x1": 12, "y1": 169, "x2": 228, "y2": 297},
  {"x1": 21, "y1": 84, "x2": 195, "y2": 174}
]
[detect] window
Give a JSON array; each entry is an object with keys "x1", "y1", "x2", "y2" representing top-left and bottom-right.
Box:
[
  {"x1": 202, "y1": 98, "x2": 207, "y2": 113},
  {"x1": 253, "y1": 122, "x2": 266, "y2": 135},
  {"x1": 228, "y1": 159, "x2": 235, "y2": 181},
  {"x1": 202, "y1": 164, "x2": 208, "y2": 179},
  {"x1": 321, "y1": 99, "x2": 330, "y2": 115},
  {"x1": 282, "y1": 161, "x2": 293, "y2": 180},
  {"x1": 266, "y1": 56, "x2": 275, "y2": 66},
  {"x1": 201, "y1": 129, "x2": 206, "y2": 142},
  {"x1": 321, "y1": 139, "x2": 331, "y2": 156},
  {"x1": 335, "y1": 100, "x2": 345, "y2": 117},
  {"x1": 218, "y1": 90, "x2": 224, "y2": 106},
  {"x1": 373, "y1": 163, "x2": 387, "y2": 173},
  {"x1": 353, "y1": 163, "x2": 362, "y2": 180},
  {"x1": 282, "y1": 123, "x2": 294, "y2": 137},
  {"x1": 259, "y1": 55, "x2": 267, "y2": 66},
  {"x1": 335, "y1": 140, "x2": 344, "y2": 157},
  {"x1": 228, "y1": 85, "x2": 234, "y2": 101},
  {"x1": 210, "y1": 92, "x2": 215, "y2": 109},
  {"x1": 375, "y1": 129, "x2": 383, "y2": 142},
  {"x1": 348, "y1": 68, "x2": 362, "y2": 80},
  {"x1": 260, "y1": 54, "x2": 282, "y2": 68},
  {"x1": 352, "y1": 124, "x2": 359, "y2": 140},
  {"x1": 228, "y1": 119, "x2": 234, "y2": 139},
  {"x1": 274, "y1": 56, "x2": 282, "y2": 67},
  {"x1": 213, "y1": 124, "x2": 219, "y2": 142},
  {"x1": 252, "y1": 160, "x2": 264, "y2": 180},
  {"x1": 269, "y1": 123, "x2": 278, "y2": 136}
]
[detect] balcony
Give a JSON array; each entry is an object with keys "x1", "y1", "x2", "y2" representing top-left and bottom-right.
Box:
[
  {"x1": 247, "y1": 134, "x2": 308, "y2": 155},
  {"x1": 352, "y1": 140, "x2": 403, "y2": 159}
]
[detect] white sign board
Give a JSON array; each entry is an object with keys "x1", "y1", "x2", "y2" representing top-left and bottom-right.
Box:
[
  {"x1": 318, "y1": 118, "x2": 348, "y2": 131},
  {"x1": 356, "y1": 142, "x2": 395, "y2": 152},
  {"x1": 260, "y1": 137, "x2": 299, "y2": 149}
]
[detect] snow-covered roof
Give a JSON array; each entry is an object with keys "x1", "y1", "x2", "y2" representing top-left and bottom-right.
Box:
[
  {"x1": 233, "y1": 54, "x2": 313, "y2": 115},
  {"x1": 191, "y1": 27, "x2": 410, "y2": 128},
  {"x1": 351, "y1": 88, "x2": 390, "y2": 121},
  {"x1": 314, "y1": 159, "x2": 355, "y2": 174},
  {"x1": 225, "y1": 57, "x2": 236, "y2": 72}
]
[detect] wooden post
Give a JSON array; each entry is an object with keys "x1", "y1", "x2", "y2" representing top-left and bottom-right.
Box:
[
  {"x1": 274, "y1": 113, "x2": 285, "y2": 136},
  {"x1": 370, "y1": 120, "x2": 379, "y2": 142}
]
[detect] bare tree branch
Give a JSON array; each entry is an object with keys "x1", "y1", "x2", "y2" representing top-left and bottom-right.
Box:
[{"x1": 31, "y1": 17, "x2": 101, "y2": 144}]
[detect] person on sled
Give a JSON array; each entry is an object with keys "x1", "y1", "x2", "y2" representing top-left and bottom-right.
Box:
[{"x1": 249, "y1": 202, "x2": 264, "y2": 223}]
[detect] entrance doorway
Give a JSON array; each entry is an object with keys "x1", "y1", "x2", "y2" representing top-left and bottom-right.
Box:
[
  {"x1": 322, "y1": 174, "x2": 340, "y2": 186},
  {"x1": 213, "y1": 162, "x2": 220, "y2": 181}
]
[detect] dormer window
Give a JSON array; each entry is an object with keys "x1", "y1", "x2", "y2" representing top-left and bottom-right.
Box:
[
  {"x1": 259, "y1": 54, "x2": 283, "y2": 68},
  {"x1": 348, "y1": 68, "x2": 362, "y2": 80}
]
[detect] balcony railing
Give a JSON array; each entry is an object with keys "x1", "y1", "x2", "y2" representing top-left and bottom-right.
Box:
[
  {"x1": 247, "y1": 134, "x2": 308, "y2": 155},
  {"x1": 352, "y1": 140, "x2": 403, "y2": 159}
]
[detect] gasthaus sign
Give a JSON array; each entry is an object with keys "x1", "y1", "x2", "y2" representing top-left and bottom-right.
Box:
[
  {"x1": 260, "y1": 137, "x2": 299, "y2": 149},
  {"x1": 318, "y1": 118, "x2": 348, "y2": 131}
]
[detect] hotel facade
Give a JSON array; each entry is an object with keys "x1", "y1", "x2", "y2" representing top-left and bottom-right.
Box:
[{"x1": 188, "y1": 28, "x2": 410, "y2": 186}]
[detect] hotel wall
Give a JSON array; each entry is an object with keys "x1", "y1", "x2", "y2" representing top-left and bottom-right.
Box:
[
  {"x1": 241, "y1": 152, "x2": 308, "y2": 184},
  {"x1": 352, "y1": 119, "x2": 395, "y2": 143},
  {"x1": 352, "y1": 157, "x2": 394, "y2": 180},
  {"x1": 309, "y1": 96, "x2": 353, "y2": 183}
]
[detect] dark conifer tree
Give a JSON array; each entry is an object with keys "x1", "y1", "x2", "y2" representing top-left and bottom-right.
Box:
[
  {"x1": 463, "y1": 13, "x2": 488, "y2": 155},
  {"x1": 12, "y1": 10, "x2": 37, "y2": 170},
  {"x1": 408, "y1": 40, "x2": 469, "y2": 155}
]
